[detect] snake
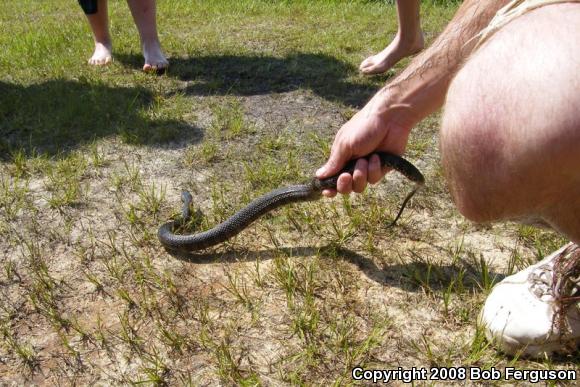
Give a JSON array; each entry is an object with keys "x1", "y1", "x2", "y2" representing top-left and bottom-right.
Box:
[{"x1": 158, "y1": 152, "x2": 425, "y2": 252}]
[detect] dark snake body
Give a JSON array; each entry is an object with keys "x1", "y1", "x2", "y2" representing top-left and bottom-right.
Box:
[{"x1": 158, "y1": 152, "x2": 425, "y2": 252}]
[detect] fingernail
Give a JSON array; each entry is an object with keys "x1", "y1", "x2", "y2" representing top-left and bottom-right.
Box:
[{"x1": 316, "y1": 167, "x2": 325, "y2": 177}]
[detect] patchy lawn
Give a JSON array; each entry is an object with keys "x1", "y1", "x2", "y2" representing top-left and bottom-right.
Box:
[{"x1": 0, "y1": 0, "x2": 577, "y2": 385}]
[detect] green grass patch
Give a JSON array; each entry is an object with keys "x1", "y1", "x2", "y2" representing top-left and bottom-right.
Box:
[{"x1": 2, "y1": 1, "x2": 577, "y2": 385}]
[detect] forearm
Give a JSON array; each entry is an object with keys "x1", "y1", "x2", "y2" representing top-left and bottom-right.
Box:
[{"x1": 375, "y1": 0, "x2": 513, "y2": 127}]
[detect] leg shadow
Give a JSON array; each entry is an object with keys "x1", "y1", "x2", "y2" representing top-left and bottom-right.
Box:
[
  {"x1": 0, "y1": 80, "x2": 202, "y2": 158},
  {"x1": 116, "y1": 52, "x2": 391, "y2": 108}
]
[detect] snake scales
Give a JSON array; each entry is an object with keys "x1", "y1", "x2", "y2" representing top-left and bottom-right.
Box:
[{"x1": 158, "y1": 152, "x2": 424, "y2": 252}]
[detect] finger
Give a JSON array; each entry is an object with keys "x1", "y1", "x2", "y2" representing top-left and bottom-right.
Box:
[
  {"x1": 352, "y1": 158, "x2": 368, "y2": 193},
  {"x1": 367, "y1": 154, "x2": 383, "y2": 184},
  {"x1": 336, "y1": 173, "x2": 353, "y2": 195},
  {"x1": 316, "y1": 142, "x2": 350, "y2": 179},
  {"x1": 322, "y1": 189, "x2": 337, "y2": 198}
]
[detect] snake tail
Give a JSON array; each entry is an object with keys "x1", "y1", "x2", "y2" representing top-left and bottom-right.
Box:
[{"x1": 158, "y1": 184, "x2": 320, "y2": 252}]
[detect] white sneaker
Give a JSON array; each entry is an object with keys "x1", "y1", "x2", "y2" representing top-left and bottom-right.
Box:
[{"x1": 480, "y1": 243, "x2": 580, "y2": 358}]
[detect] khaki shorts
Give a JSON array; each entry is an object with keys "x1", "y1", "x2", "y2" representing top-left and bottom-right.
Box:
[{"x1": 475, "y1": 0, "x2": 580, "y2": 48}]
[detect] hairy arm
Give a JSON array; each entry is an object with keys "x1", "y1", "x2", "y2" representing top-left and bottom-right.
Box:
[{"x1": 317, "y1": 0, "x2": 512, "y2": 196}]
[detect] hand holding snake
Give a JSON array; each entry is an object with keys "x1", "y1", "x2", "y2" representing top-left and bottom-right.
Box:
[{"x1": 159, "y1": 91, "x2": 424, "y2": 252}]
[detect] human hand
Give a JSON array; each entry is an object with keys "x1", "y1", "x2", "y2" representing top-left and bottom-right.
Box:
[{"x1": 315, "y1": 90, "x2": 416, "y2": 197}]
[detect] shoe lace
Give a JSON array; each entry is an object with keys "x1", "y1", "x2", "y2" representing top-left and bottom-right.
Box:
[
  {"x1": 527, "y1": 244, "x2": 580, "y2": 336},
  {"x1": 552, "y1": 244, "x2": 580, "y2": 333},
  {"x1": 528, "y1": 264, "x2": 554, "y2": 300}
]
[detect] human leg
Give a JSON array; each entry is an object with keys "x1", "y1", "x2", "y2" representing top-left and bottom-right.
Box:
[
  {"x1": 126, "y1": 0, "x2": 168, "y2": 73},
  {"x1": 441, "y1": 3, "x2": 580, "y2": 357},
  {"x1": 78, "y1": 0, "x2": 98, "y2": 15},
  {"x1": 441, "y1": 3, "x2": 580, "y2": 242},
  {"x1": 359, "y1": 0, "x2": 424, "y2": 75},
  {"x1": 83, "y1": 0, "x2": 113, "y2": 66}
]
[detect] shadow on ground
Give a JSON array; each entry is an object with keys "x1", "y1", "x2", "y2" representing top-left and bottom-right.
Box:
[
  {"x1": 169, "y1": 245, "x2": 506, "y2": 293},
  {"x1": 0, "y1": 80, "x2": 201, "y2": 158},
  {"x1": 117, "y1": 53, "x2": 388, "y2": 107}
]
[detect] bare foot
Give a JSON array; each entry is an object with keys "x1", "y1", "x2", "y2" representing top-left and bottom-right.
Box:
[
  {"x1": 359, "y1": 31, "x2": 424, "y2": 75},
  {"x1": 88, "y1": 42, "x2": 113, "y2": 66},
  {"x1": 142, "y1": 40, "x2": 169, "y2": 74}
]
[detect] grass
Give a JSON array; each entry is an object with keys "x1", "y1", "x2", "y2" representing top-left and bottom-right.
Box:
[{"x1": 0, "y1": 0, "x2": 577, "y2": 385}]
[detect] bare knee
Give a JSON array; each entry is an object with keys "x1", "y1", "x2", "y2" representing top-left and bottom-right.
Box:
[
  {"x1": 440, "y1": 117, "x2": 505, "y2": 223},
  {"x1": 440, "y1": 4, "x2": 580, "y2": 224},
  {"x1": 440, "y1": 63, "x2": 510, "y2": 223}
]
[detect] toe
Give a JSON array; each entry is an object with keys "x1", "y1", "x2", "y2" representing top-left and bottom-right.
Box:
[
  {"x1": 143, "y1": 61, "x2": 168, "y2": 75},
  {"x1": 361, "y1": 65, "x2": 380, "y2": 75},
  {"x1": 359, "y1": 58, "x2": 374, "y2": 71},
  {"x1": 88, "y1": 56, "x2": 112, "y2": 66}
]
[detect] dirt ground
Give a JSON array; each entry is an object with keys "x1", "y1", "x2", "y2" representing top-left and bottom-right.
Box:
[
  {"x1": 2, "y1": 85, "x2": 575, "y2": 385},
  {"x1": 1, "y1": 1, "x2": 577, "y2": 385}
]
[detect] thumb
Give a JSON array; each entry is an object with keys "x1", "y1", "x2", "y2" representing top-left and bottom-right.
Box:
[{"x1": 316, "y1": 146, "x2": 351, "y2": 179}]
